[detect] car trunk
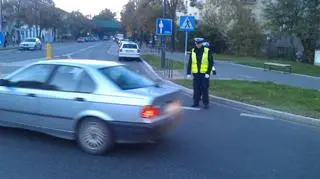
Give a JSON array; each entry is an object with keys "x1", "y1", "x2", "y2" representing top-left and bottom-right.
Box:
[
  {"x1": 126, "y1": 84, "x2": 182, "y2": 115},
  {"x1": 123, "y1": 48, "x2": 138, "y2": 53}
]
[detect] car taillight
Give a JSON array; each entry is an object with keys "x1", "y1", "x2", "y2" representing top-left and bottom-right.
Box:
[
  {"x1": 140, "y1": 106, "x2": 160, "y2": 119},
  {"x1": 120, "y1": 48, "x2": 123, "y2": 52},
  {"x1": 137, "y1": 49, "x2": 140, "y2": 53}
]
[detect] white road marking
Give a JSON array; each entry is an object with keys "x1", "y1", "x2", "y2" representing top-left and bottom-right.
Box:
[
  {"x1": 181, "y1": 106, "x2": 201, "y2": 111},
  {"x1": 240, "y1": 113, "x2": 275, "y2": 120}
]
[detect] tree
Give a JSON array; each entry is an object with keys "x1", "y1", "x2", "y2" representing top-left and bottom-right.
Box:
[
  {"x1": 121, "y1": 0, "x2": 162, "y2": 43},
  {"x1": 93, "y1": 8, "x2": 116, "y2": 20},
  {"x1": 228, "y1": 7, "x2": 264, "y2": 56},
  {"x1": 263, "y1": 0, "x2": 320, "y2": 63},
  {"x1": 167, "y1": 0, "x2": 185, "y2": 50}
]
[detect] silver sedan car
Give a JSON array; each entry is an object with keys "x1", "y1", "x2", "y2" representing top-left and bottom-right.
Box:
[{"x1": 0, "y1": 59, "x2": 182, "y2": 155}]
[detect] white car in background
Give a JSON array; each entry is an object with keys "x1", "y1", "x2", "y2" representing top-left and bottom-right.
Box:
[
  {"x1": 19, "y1": 38, "x2": 42, "y2": 51},
  {"x1": 118, "y1": 42, "x2": 140, "y2": 61}
]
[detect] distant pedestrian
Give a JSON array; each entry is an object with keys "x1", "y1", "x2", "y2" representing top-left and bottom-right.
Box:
[{"x1": 187, "y1": 38, "x2": 214, "y2": 109}]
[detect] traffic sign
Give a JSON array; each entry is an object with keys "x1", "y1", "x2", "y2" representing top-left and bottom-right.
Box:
[
  {"x1": 179, "y1": 16, "x2": 195, "y2": 31},
  {"x1": 0, "y1": 32, "x2": 4, "y2": 46},
  {"x1": 156, "y1": 18, "x2": 172, "y2": 36}
]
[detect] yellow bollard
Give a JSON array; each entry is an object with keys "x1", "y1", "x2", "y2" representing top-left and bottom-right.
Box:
[{"x1": 46, "y1": 43, "x2": 52, "y2": 60}]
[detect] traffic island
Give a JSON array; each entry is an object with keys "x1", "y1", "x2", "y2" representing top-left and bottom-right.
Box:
[{"x1": 174, "y1": 79, "x2": 320, "y2": 119}]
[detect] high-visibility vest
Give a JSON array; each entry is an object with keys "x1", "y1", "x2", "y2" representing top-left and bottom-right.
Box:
[{"x1": 191, "y1": 47, "x2": 209, "y2": 73}]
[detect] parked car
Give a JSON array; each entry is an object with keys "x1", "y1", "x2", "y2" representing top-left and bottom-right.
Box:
[
  {"x1": 19, "y1": 38, "x2": 42, "y2": 50},
  {"x1": 103, "y1": 36, "x2": 109, "y2": 40},
  {"x1": 0, "y1": 59, "x2": 182, "y2": 155},
  {"x1": 118, "y1": 42, "x2": 141, "y2": 61},
  {"x1": 77, "y1": 37, "x2": 86, "y2": 43}
]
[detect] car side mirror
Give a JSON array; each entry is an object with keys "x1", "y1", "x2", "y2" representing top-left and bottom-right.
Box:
[{"x1": 0, "y1": 79, "x2": 11, "y2": 87}]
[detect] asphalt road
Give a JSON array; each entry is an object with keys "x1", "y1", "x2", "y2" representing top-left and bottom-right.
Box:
[{"x1": 1, "y1": 41, "x2": 320, "y2": 179}]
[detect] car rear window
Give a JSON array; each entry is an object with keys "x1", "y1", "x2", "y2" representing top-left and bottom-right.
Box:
[
  {"x1": 99, "y1": 66, "x2": 155, "y2": 90},
  {"x1": 122, "y1": 44, "x2": 137, "y2": 49}
]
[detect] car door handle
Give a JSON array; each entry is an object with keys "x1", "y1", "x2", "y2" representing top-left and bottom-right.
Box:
[
  {"x1": 27, "y1": 93, "x2": 36, "y2": 97},
  {"x1": 74, "y1": 97, "x2": 85, "y2": 102}
]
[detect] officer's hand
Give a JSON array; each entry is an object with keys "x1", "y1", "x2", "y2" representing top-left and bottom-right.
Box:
[
  {"x1": 205, "y1": 74, "x2": 210, "y2": 78},
  {"x1": 187, "y1": 75, "x2": 191, "y2": 79}
]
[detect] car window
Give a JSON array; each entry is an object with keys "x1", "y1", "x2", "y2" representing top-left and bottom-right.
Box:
[
  {"x1": 25, "y1": 39, "x2": 36, "y2": 42},
  {"x1": 9, "y1": 64, "x2": 54, "y2": 89},
  {"x1": 76, "y1": 72, "x2": 96, "y2": 93},
  {"x1": 49, "y1": 66, "x2": 84, "y2": 92},
  {"x1": 123, "y1": 44, "x2": 137, "y2": 49},
  {"x1": 99, "y1": 66, "x2": 155, "y2": 90}
]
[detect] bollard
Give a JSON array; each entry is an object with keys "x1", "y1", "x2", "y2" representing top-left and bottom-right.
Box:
[{"x1": 46, "y1": 43, "x2": 52, "y2": 60}]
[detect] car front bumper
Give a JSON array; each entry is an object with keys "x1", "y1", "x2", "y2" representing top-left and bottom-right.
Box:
[
  {"x1": 110, "y1": 112, "x2": 181, "y2": 143},
  {"x1": 19, "y1": 46, "x2": 35, "y2": 50}
]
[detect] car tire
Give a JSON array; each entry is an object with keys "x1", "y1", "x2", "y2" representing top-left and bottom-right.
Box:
[{"x1": 77, "y1": 118, "x2": 114, "y2": 155}]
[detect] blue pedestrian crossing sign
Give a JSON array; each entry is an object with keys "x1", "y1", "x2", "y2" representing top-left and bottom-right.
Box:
[
  {"x1": 0, "y1": 32, "x2": 4, "y2": 46},
  {"x1": 156, "y1": 18, "x2": 172, "y2": 36},
  {"x1": 179, "y1": 16, "x2": 195, "y2": 31}
]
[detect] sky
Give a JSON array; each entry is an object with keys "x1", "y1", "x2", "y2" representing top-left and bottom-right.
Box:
[{"x1": 53, "y1": 0, "x2": 128, "y2": 19}]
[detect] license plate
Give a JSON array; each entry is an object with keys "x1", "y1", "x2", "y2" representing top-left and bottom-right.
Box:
[{"x1": 126, "y1": 50, "x2": 134, "y2": 52}]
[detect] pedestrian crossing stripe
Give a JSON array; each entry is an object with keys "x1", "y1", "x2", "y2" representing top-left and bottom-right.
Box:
[{"x1": 181, "y1": 17, "x2": 193, "y2": 30}]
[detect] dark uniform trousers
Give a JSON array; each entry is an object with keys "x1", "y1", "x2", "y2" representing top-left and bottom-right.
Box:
[{"x1": 193, "y1": 73, "x2": 209, "y2": 105}]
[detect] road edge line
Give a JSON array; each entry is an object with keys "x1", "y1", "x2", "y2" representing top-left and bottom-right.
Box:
[{"x1": 140, "y1": 58, "x2": 320, "y2": 124}]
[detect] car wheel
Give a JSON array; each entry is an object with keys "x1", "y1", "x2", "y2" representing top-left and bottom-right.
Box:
[{"x1": 77, "y1": 118, "x2": 114, "y2": 155}]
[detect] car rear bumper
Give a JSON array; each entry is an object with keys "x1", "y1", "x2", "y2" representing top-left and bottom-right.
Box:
[
  {"x1": 110, "y1": 112, "x2": 181, "y2": 143},
  {"x1": 118, "y1": 52, "x2": 140, "y2": 58}
]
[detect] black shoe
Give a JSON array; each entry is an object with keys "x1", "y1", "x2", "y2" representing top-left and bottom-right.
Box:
[
  {"x1": 191, "y1": 104, "x2": 199, "y2": 108},
  {"x1": 203, "y1": 104, "x2": 209, "y2": 109}
]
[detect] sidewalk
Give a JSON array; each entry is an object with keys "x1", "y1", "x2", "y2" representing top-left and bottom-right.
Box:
[{"x1": 141, "y1": 47, "x2": 320, "y2": 90}]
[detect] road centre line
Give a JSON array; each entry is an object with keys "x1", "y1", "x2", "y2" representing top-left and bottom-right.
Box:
[{"x1": 181, "y1": 106, "x2": 201, "y2": 111}]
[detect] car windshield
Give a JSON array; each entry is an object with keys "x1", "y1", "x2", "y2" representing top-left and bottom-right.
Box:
[
  {"x1": 99, "y1": 66, "x2": 155, "y2": 90},
  {"x1": 123, "y1": 44, "x2": 137, "y2": 49},
  {"x1": 24, "y1": 39, "x2": 36, "y2": 42}
]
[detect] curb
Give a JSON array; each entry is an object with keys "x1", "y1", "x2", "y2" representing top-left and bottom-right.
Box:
[{"x1": 140, "y1": 59, "x2": 320, "y2": 125}]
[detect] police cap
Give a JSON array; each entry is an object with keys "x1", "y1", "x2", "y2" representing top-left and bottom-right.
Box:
[{"x1": 194, "y1": 38, "x2": 205, "y2": 44}]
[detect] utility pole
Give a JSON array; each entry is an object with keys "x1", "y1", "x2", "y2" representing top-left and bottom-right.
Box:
[{"x1": 160, "y1": 0, "x2": 167, "y2": 69}]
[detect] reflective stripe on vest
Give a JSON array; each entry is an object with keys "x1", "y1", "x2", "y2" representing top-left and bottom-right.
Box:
[{"x1": 191, "y1": 47, "x2": 209, "y2": 73}]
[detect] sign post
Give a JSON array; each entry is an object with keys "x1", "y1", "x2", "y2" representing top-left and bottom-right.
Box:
[
  {"x1": 156, "y1": 18, "x2": 173, "y2": 68},
  {"x1": 179, "y1": 16, "x2": 195, "y2": 77}
]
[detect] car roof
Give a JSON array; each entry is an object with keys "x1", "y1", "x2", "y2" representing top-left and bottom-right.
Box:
[
  {"x1": 122, "y1": 41, "x2": 137, "y2": 45},
  {"x1": 34, "y1": 59, "x2": 122, "y2": 69}
]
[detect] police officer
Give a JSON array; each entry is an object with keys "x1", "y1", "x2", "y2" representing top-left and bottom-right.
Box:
[{"x1": 187, "y1": 38, "x2": 214, "y2": 109}]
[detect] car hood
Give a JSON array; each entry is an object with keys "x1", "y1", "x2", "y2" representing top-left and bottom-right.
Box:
[{"x1": 20, "y1": 42, "x2": 36, "y2": 45}]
